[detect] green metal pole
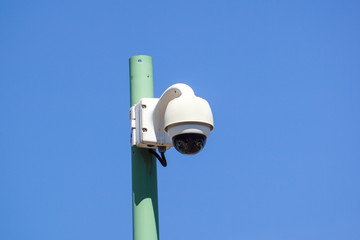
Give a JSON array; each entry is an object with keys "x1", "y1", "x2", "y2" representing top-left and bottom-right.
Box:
[{"x1": 129, "y1": 55, "x2": 159, "y2": 240}]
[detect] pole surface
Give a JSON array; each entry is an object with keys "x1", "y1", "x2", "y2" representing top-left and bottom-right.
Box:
[{"x1": 129, "y1": 55, "x2": 159, "y2": 240}]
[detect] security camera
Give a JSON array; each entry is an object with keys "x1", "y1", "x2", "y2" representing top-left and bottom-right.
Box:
[{"x1": 130, "y1": 83, "x2": 214, "y2": 165}]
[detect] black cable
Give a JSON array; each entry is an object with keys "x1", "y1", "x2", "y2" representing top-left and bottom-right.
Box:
[{"x1": 149, "y1": 149, "x2": 167, "y2": 167}]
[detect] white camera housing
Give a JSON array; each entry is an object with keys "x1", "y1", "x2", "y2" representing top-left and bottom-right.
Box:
[{"x1": 130, "y1": 83, "x2": 214, "y2": 154}]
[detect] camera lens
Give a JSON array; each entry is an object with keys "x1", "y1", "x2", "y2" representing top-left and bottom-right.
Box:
[{"x1": 172, "y1": 133, "x2": 207, "y2": 155}]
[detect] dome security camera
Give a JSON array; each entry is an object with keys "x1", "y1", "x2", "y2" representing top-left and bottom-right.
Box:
[
  {"x1": 130, "y1": 83, "x2": 214, "y2": 164},
  {"x1": 164, "y1": 91, "x2": 214, "y2": 155}
]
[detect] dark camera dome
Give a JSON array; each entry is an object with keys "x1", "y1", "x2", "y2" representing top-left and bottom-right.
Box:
[{"x1": 172, "y1": 133, "x2": 207, "y2": 155}]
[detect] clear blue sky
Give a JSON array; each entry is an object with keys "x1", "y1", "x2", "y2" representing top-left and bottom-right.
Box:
[{"x1": 1, "y1": 1, "x2": 359, "y2": 239}]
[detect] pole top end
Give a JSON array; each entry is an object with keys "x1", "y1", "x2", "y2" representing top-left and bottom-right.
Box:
[{"x1": 129, "y1": 55, "x2": 152, "y2": 63}]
